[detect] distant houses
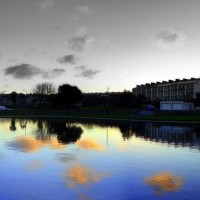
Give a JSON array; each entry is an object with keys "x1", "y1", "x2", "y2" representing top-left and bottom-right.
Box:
[
  {"x1": 132, "y1": 77, "x2": 200, "y2": 102},
  {"x1": 0, "y1": 94, "x2": 38, "y2": 107}
]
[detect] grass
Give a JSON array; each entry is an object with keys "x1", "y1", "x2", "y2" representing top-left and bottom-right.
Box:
[{"x1": 0, "y1": 107, "x2": 200, "y2": 123}]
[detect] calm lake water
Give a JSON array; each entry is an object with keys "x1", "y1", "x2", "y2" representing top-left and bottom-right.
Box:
[{"x1": 0, "y1": 118, "x2": 200, "y2": 200}]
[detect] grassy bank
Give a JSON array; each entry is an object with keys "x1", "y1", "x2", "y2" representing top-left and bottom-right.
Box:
[{"x1": 0, "y1": 107, "x2": 200, "y2": 123}]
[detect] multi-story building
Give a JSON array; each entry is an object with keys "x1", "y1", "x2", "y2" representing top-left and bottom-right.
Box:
[{"x1": 132, "y1": 78, "x2": 200, "y2": 101}]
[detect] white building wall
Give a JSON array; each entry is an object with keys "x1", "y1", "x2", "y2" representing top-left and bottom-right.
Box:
[{"x1": 160, "y1": 101, "x2": 194, "y2": 110}]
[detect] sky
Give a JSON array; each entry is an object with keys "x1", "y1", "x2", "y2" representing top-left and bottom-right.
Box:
[{"x1": 1, "y1": 0, "x2": 200, "y2": 93}]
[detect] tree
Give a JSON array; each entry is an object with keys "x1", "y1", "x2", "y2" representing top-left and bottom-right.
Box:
[
  {"x1": 118, "y1": 90, "x2": 135, "y2": 108},
  {"x1": 58, "y1": 84, "x2": 83, "y2": 107},
  {"x1": 10, "y1": 91, "x2": 18, "y2": 104},
  {"x1": 32, "y1": 82, "x2": 56, "y2": 95}
]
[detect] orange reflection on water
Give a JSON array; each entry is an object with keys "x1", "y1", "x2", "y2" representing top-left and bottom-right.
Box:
[
  {"x1": 49, "y1": 138, "x2": 64, "y2": 149},
  {"x1": 145, "y1": 171, "x2": 184, "y2": 195},
  {"x1": 66, "y1": 164, "x2": 108, "y2": 188},
  {"x1": 76, "y1": 139, "x2": 106, "y2": 151},
  {"x1": 8, "y1": 136, "x2": 65, "y2": 152},
  {"x1": 10, "y1": 136, "x2": 43, "y2": 152}
]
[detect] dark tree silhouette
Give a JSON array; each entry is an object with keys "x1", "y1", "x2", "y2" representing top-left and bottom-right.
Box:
[
  {"x1": 58, "y1": 84, "x2": 83, "y2": 107},
  {"x1": 57, "y1": 125, "x2": 83, "y2": 144},
  {"x1": 118, "y1": 124, "x2": 134, "y2": 140},
  {"x1": 10, "y1": 91, "x2": 17, "y2": 104},
  {"x1": 118, "y1": 90, "x2": 135, "y2": 108},
  {"x1": 10, "y1": 118, "x2": 16, "y2": 131}
]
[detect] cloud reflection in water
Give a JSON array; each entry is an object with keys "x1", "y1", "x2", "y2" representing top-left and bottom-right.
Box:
[
  {"x1": 7, "y1": 136, "x2": 64, "y2": 153},
  {"x1": 76, "y1": 139, "x2": 106, "y2": 151},
  {"x1": 145, "y1": 171, "x2": 184, "y2": 195},
  {"x1": 66, "y1": 164, "x2": 109, "y2": 188}
]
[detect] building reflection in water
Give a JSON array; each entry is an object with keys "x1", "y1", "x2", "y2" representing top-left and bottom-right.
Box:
[
  {"x1": 145, "y1": 171, "x2": 184, "y2": 195},
  {"x1": 118, "y1": 123, "x2": 200, "y2": 150}
]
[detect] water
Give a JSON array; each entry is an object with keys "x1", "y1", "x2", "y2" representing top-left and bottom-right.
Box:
[{"x1": 0, "y1": 118, "x2": 200, "y2": 200}]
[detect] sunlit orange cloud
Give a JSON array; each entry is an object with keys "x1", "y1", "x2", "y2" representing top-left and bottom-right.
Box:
[
  {"x1": 8, "y1": 136, "x2": 65, "y2": 152},
  {"x1": 66, "y1": 164, "x2": 109, "y2": 188},
  {"x1": 76, "y1": 138, "x2": 106, "y2": 151},
  {"x1": 145, "y1": 171, "x2": 184, "y2": 195},
  {"x1": 26, "y1": 160, "x2": 44, "y2": 171}
]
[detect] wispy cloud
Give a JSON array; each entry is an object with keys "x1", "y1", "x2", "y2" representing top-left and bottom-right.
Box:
[
  {"x1": 42, "y1": 68, "x2": 65, "y2": 79},
  {"x1": 71, "y1": 6, "x2": 94, "y2": 20},
  {"x1": 68, "y1": 28, "x2": 94, "y2": 52},
  {"x1": 4, "y1": 64, "x2": 42, "y2": 79},
  {"x1": 68, "y1": 34, "x2": 94, "y2": 52},
  {"x1": 153, "y1": 29, "x2": 188, "y2": 49},
  {"x1": 8, "y1": 58, "x2": 18, "y2": 63},
  {"x1": 75, "y1": 65, "x2": 100, "y2": 79},
  {"x1": 49, "y1": 25, "x2": 60, "y2": 31},
  {"x1": 37, "y1": 0, "x2": 55, "y2": 9},
  {"x1": 25, "y1": 45, "x2": 47, "y2": 57},
  {"x1": 57, "y1": 54, "x2": 77, "y2": 65}
]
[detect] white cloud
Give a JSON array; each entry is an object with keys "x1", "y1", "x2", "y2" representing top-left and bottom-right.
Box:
[{"x1": 153, "y1": 29, "x2": 188, "y2": 49}]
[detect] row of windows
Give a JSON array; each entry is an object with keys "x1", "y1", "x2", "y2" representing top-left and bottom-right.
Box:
[
  {"x1": 135, "y1": 90, "x2": 193, "y2": 95},
  {"x1": 136, "y1": 83, "x2": 194, "y2": 91}
]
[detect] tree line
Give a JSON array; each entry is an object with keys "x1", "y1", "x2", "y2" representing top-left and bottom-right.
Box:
[{"x1": 4, "y1": 83, "x2": 147, "y2": 109}]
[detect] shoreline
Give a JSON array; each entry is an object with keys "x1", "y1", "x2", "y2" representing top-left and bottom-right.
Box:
[{"x1": 1, "y1": 115, "x2": 200, "y2": 124}]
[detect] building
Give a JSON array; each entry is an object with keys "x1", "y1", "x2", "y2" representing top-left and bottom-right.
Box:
[
  {"x1": 160, "y1": 101, "x2": 194, "y2": 110},
  {"x1": 132, "y1": 78, "x2": 200, "y2": 101}
]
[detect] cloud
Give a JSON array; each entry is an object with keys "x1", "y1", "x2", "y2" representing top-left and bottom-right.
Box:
[
  {"x1": 37, "y1": 0, "x2": 55, "y2": 8},
  {"x1": 68, "y1": 33, "x2": 94, "y2": 52},
  {"x1": 9, "y1": 58, "x2": 18, "y2": 63},
  {"x1": 4, "y1": 64, "x2": 42, "y2": 79},
  {"x1": 75, "y1": 65, "x2": 100, "y2": 79},
  {"x1": 57, "y1": 55, "x2": 77, "y2": 65},
  {"x1": 71, "y1": 6, "x2": 94, "y2": 20},
  {"x1": 50, "y1": 25, "x2": 60, "y2": 31},
  {"x1": 153, "y1": 29, "x2": 188, "y2": 49},
  {"x1": 42, "y1": 68, "x2": 65, "y2": 79}
]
